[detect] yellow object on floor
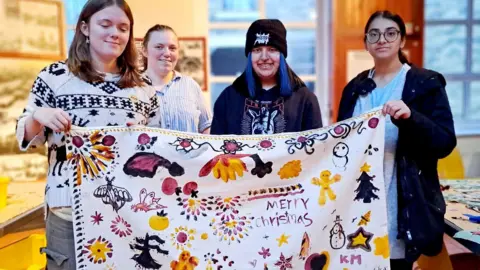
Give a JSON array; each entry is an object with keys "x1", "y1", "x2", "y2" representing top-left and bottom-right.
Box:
[
  {"x1": 0, "y1": 233, "x2": 46, "y2": 270},
  {"x1": 438, "y1": 148, "x2": 465, "y2": 180},
  {"x1": 414, "y1": 242, "x2": 453, "y2": 270},
  {"x1": 0, "y1": 176, "x2": 10, "y2": 209}
]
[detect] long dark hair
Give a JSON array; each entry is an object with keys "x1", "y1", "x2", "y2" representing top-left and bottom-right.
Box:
[
  {"x1": 142, "y1": 24, "x2": 177, "y2": 71},
  {"x1": 364, "y1": 10, "x2": 409, "y2": 64},
  {"x1": 67, "y1": 0, "x2": 143, "y2": 88}
]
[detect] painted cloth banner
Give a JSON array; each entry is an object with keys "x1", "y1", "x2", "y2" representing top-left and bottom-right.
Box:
[{"x1": 67, "y1": 109, "x2": 390, "y2": 270}]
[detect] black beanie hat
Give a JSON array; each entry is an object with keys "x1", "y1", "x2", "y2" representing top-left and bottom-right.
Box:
[{"x1": 245, "y1": 19, "x2": 287, "y2": 58}]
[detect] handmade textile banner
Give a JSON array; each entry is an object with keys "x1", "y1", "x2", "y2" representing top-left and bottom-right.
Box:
[{"x1": 67, "y1": 109, "x2": 390, "y2": 270}]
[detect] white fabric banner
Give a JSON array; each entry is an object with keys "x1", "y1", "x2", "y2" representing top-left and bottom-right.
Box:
[{"x1": 67, "y1": 108, "x2": 390, "y2": 270}]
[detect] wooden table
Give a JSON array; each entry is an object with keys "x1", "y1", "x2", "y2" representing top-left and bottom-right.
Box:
[
  {"x1": 440, "y1": 179, "x2": 480, "y2": 255},
  {"x1": 0, "y1": 181, "x2": 45, "y2": 237}
]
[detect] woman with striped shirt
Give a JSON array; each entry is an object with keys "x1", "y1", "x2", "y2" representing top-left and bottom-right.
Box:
[{"x1": 142, "y1": 25, "x2": 211, "y2": 133}]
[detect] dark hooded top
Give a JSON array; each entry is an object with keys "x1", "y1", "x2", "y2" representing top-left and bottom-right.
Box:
[{"x1": 211, "y1": 68, "x2": 323, "y2": 135}]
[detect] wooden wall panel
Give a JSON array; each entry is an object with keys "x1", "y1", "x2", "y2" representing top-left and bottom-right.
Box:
[
  {"x1": 334, "y1": 0, "x2": 388, "y2": 36},
  {"x1": 331, "y1": 0, "x2": 424, "y2": 122}
]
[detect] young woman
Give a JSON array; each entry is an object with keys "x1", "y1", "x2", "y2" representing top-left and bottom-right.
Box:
[
  {"x1": 210, "y1": 19, "x2": 322, "y2": 135},
  {"x1": 337, "y1": 10, "x2": 456, "y2": 269},
  {"x1": 142, "y1": 24, "x2": 211, "y2": 133},
  {"x1": 15, "y1": 0, "x2": 157, "y2": 269}
]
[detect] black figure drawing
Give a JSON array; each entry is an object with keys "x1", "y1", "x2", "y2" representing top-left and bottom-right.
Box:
[
  {"x1": 130, "y1": 233, "x2": 169, "y2": 270},
  {"x1": 93, "y1": 176, "x2": 133, "y2": 212},
  {"x1": 353, "y1": 171, "x2": 379, "y2": 203},
  {"x1": 48, "y1": 136, "x2": 67, "y2": 177},
  {"x1": 48, "y1": 143, "x2": 66, "y2": 176}
]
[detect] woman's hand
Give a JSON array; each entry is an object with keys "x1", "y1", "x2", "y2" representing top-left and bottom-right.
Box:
[
  {"x1": 382, "y1": 100, "x2": 411, "y2": 120},
  {"x1": 32, "y1": 108, "x2": 71, "y2": 132}
]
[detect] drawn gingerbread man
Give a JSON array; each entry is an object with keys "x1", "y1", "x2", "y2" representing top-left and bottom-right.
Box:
[{"x1": 311, "y1": 170, "x2": 341, "y2": 206}]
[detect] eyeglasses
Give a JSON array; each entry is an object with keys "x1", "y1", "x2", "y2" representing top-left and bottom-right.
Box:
[{"x1": 365, "y1": 29, "x2": 400, "y2": 44}]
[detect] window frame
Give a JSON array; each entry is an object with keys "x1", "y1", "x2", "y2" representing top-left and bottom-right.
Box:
[
  {"x1": 64, "y1": 0, "x2": 88, "y2": 49},
  {"x1": 425, "y1": 0, "x2": 480, "y2": 135},
  {"x1": 207, "y1": 0, "x2": 319, "y2": 98}
]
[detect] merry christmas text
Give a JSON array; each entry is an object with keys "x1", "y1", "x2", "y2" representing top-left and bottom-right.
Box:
[{"x1": 255, "y1": 198, "x2": 313, "y2": 227}]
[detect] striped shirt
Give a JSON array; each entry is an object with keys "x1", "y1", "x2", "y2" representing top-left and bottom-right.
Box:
[{"x1": 148, "y1": 72, "x2": 211, "y2": 133}]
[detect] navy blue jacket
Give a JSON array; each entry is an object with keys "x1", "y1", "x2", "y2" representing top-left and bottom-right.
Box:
[
  {"x1": 338, "y1": 65, "x2": 456, "y2": 262},
  {"x1": 211, "y1": 70, "x2": 322, "y2": 135}
]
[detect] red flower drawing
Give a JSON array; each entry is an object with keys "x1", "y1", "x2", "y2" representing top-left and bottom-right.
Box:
[
  {"x1": 258, "y1": 247, "x2": 271, "y2": 259},
  {"x1": 91, "y1": 211, "x2": 104, "y2": 225},
  {"x1": 110, "y1": 215, "x2": 132, "y2": 238},
  {"x1": 274, "y1": 253, "x2": 293, "y2": 270}
]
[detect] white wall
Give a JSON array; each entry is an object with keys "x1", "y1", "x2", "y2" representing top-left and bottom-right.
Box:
[
  {"x1": 128, "y1": 0, "x2": 211, "y2": 109},
  {"x1": 129, "y1": 0, "x2": 208, "y2": 38}
]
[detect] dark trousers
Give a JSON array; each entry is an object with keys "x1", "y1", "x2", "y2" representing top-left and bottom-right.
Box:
[{"x1": 391, "y1": 259, "x2": 414, "y2": 270}]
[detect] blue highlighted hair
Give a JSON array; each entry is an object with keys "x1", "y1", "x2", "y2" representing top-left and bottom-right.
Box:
[
  {"x1": 245, "y1": 53, "x2": 256, "y2": 98},
  {"x1": 245, "y1": 53, "x2": 292, "y2": 98},
  {"x1": 278, "y1": 54, "x2": 292, "y2": 96}
]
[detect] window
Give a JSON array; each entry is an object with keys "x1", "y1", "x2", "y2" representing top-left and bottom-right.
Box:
[
  {"x1": 208, "y1": 0, "x2": 317, "y2": 110},
  {"x1": 63, "y1": 0, "x2": 88, "y2": 48},
  {"x1": 425, "y1": 0, "x2": 480, "y2": 135}
]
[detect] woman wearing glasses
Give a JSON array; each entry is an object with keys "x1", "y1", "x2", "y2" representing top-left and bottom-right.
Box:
[{"x1": 337, "y1": 10, "x2": 456, "y2": 269}]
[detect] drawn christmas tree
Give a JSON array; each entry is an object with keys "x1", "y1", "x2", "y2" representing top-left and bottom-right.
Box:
[{"x1": 354, "y1": 163, "x2": 379, "y2": 203}]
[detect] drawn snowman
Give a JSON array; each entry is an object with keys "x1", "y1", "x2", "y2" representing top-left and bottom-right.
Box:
[
  {"x1": 329, "y1": 215, "x2": 346, "y2": 249},
  {"x1": 332, "y1": 142, "x2": 349, "y2": 171}
]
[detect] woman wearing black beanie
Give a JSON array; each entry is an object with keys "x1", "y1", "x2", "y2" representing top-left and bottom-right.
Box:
[{"x1": 211, "y1": 19, "x2": 323, "y2": 135}]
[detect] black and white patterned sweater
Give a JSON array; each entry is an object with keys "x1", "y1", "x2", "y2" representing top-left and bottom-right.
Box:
[{"x1": 15, "y1": 61, "x2": 159, "y2": 208}]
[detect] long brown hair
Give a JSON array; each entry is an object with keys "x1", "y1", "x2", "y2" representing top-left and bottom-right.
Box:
[
  {"x1": 67, "y1": 0, "x2": 143, "y2": 88},
  {"x1": 141, "y1": 24, "x2": 177, "y2": 71}
]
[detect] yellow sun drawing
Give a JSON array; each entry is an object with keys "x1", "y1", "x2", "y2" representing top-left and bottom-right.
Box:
[
  {"x1": 170, "y1": 226, "x2": 196, "y2": 250},
  {"x1": 67, "y1": 131, "x2": 116, "y2": 185}
]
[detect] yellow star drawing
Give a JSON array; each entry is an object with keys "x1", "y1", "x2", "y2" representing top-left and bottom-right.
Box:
[
  {"x1": 351, "y1": 233, "x2": 368, "y2": 246},
  {"x1": 360, "y1": 162, "x2": 371, "y2": 173},
  {"x1": 346, "y1": 227, "x2": 373, "y2": 252},
  {"x1": 276, "y1": 233, "x2": 290, "y2": 247}
]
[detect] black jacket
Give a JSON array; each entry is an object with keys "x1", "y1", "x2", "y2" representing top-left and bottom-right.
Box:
[
  {"x1": 211, "y1": 68, "x2": 322, "y2": 135},
  {"x1": 338, "y1": 65, "x2": 456, "y2": 262}
]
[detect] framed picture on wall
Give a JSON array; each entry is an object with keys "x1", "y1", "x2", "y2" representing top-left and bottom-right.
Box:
[
  {"x1": 0, "y1": 57, "x2": 50, "y2": 181},
  {"x1": 0, "y1": 57, "x2": 49, "y2": 156},
  {"x1": 176, "y1": 37, "x2": 207, "y2": 91},
  {"x1": 134, "y1": 37, "x2": 208, "y2": 91},
  {"x1": 134, "y1": 38, "x2": 145, "y2": 70},
  {"x1": 0, "y1": 0, "x2": 66, "y2": 60}
]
